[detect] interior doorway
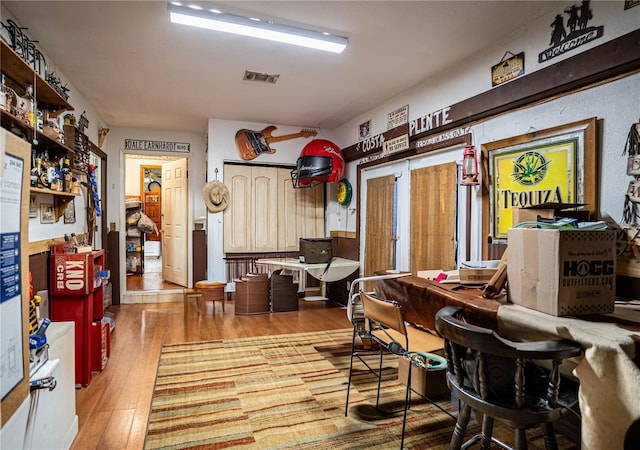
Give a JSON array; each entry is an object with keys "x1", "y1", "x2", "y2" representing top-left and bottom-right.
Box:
[{"x1": 124, "y1": 155, "x2": 186, "y2": 292}]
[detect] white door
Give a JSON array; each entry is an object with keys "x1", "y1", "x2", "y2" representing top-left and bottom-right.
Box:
[{"x1": 161, "y1": 158, "x2": 189, "y2": 286}]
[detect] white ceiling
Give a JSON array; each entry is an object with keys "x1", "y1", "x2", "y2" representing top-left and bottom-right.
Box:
[{"x1": 4, "y1": 1, "x2": 565, "y2": 134}]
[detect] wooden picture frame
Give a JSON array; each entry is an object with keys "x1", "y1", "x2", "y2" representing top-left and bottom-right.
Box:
[
  {"x1": 40, "y1": 203, "x2": 55, "y2": 224},
  {"x1": 64, "y1": 198, "x2": 76, "y2": 224},
  {"x1": 481, "y1": 117, "x2": 597, "y2": 257},
  {"x1": 29, "y1": 194, "x2": 38, "y2": 218}
]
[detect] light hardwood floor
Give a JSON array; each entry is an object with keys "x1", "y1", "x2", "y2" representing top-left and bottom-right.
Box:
[{"x1": 71, "y1": 298, "x2": 351, "y2": 449}]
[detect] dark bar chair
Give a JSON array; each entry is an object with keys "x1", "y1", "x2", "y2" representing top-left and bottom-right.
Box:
[{"x1": 435, "y1": 306, "x2": 582, "y2": 450}]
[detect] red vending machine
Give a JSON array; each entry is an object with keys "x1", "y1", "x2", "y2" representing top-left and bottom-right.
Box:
[{"x1": 49, "y1": 247, "x2": 105, "y2": 387}]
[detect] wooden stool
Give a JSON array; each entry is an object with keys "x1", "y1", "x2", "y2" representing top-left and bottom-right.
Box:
[
  {"x1": 194, "y1": 281, "x2": 227, "y2": 314},
  {"x1": 183, "y1": 288, "x2": 203, "y2": 312}
]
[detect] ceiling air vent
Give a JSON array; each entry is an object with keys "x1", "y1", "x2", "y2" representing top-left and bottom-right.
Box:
[{"x1": 243, "y1": 70, "x2": 280, "y2": 84}]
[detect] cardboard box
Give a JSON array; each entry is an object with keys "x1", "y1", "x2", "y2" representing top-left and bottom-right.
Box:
[
  {"x1": 398, "y1": 355, "x2": 449, "y2": 399},
  {"x1": 459, "y1": 268, "x2": 497, "y2": 285},
  {"x1": 507, "y1": 228, "x2": 616, "y2": 316},
  {"x1": 512, "y1": 202, "x2": 590, "y2": 227}
]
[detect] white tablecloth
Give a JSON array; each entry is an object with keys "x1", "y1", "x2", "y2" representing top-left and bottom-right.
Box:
[
  {"x1": 497, "y1": 304, "x2": 640, "y2": 450},
  {"x1": 256, "y1": 257, "x2": 359, "y2": 296}
]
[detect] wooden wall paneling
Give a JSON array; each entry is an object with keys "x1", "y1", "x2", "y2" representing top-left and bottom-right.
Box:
[
  {"x1": 192, "y1": 229, "x2": 207, "y2": 283},
  {"x1": 106, "y1": 230, "x2": 120, "y2": 305},
  {"x1": 298, "y1": 182, "x2": 325, "y2": 239},
  {"x1": 410, "y1": 162, "x2": 457, "y2": 273},
  {"x1": 28, "y1": 252, "x2": 49, "y2": 294},
  {"x1": 224, "y1": 165, "x2": 252, "y2": 252},
  {"x1": 278, "y1": 168, "x2": 300, "y2": 251}
]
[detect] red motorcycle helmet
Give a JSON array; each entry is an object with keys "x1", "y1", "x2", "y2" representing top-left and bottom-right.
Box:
[{"x1": 291, "y1": 139, "x2": 345, "y2": 188}]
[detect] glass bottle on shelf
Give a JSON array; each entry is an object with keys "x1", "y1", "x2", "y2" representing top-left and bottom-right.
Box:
[
  {"x1": 30, "y1": 148, "x2": 38, "y2": 187},
  {"x1": 35, "y1": 156, "x2": 44, "y2": 188},
  {"x1": 0, "y1": 74, "x2": 7, "y2": 111},
  {"x1": 40, "y1": 149, "x2": 51, "y2": 189},
  {"x1": 25, "y1": 84, "x2": 36, "y2": 128},
  {"x1": 61, "y1": 156, "x2": 72, "y2": 192}
]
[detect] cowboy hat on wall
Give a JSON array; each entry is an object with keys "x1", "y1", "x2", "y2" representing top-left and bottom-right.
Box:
[{"x1": 202, "y1": 181, "x2": 230, "y2": 213}]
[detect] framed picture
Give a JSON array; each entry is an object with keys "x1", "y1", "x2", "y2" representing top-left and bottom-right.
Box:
[
  {"x1": 481, "y1": 118, "x2": 597, "y2": 255},
  {"x1": 40, "y1": 203, "x2": 55, "y2": 224},
  {"x1": 29, "y1": 194, "x2": 38, "y2": 218},
  {"x1": 359, "y1": 120, "x2": 371, "y2": 141},
  {"x1": 64, "y1": 199, "x2": 76, "y2": 224}
]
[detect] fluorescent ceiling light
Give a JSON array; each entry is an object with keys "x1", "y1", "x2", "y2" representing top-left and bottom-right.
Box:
[{"x1": 168, "y1": 3, "x2": 348, "y2": 54}]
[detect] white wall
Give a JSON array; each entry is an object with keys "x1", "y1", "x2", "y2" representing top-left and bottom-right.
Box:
[
  {"x1": 104, "y1": 126, "x2": 206, "y2": 290},
  {"x1": 206, "y1": 119, "x2": 335, "y2": 281},
  {"x1": 329, "y1": 1, "x2": 640, "y2": 252}
]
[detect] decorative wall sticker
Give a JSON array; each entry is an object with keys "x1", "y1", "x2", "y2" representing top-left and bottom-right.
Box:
[{"x1": 539, "y1": 0, "x2": 603, "y2": 63}]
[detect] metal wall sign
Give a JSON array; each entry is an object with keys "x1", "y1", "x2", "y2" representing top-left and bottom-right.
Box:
[
  {"x1": 491, "y1": 52, "x2": 525, "y2": 86},
  {"x1": 382, "y1": 134, "x2": 409, "y2": 156},
  {"x1": 342, "y1": 123, "x2": 409, "y2": 162},
  {"x1": 414, "y1": 127, "x2": 470, "y2": 150},
  {"x1": 538, "y1": 1, "x2": 604, "y2": 63},
  {"x1": 387, "y1": 105, "x2": 408, "y2": 129},
  {"x1": 124, "y1": 139, "x2": 190, "y2": 153}
]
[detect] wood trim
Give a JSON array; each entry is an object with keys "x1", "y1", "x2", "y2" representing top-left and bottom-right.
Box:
[
  {"x1": 343, "y1": 29, "x2": 640, "y2": 162},
  {"x1": 330, "y1": 230, "x2": 356, "y2": 239},
  {"x1": 28, "y1": 232, "x2": 90, "y2": 255}
]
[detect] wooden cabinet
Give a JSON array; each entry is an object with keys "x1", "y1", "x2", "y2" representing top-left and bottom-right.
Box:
[
  {"x1": 224, "y1": 165, "x2": 278, "y2": 252},
  {"x1": 224, "y1": 165, "x2": 325, "y2": 253},
  {"x1": 277, "y1": 168, "x2": 324, "y2": 251}
]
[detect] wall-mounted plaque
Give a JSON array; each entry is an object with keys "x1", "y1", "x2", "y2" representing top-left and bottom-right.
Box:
[{"x1": 491, "y1": 52, "x2": 525, "y2": 87}]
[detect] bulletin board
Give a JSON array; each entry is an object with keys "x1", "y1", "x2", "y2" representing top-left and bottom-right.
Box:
[{"x1": 0, "y1": 129, "x2": 31, "y2": 426}]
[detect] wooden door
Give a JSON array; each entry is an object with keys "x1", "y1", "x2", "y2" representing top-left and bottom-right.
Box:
[
  {"x1": 161, "y1": 158, "x2": 188, "y2": 286},
  {"x1": 364, "y1": 175, "x2": 395, "y2": 282},
  {"x1": 410, "y1": 162, "x2": 457, "y2": 273},
  {"x1": 143, "y1": 187, "x2": 161, "y2": 241}
]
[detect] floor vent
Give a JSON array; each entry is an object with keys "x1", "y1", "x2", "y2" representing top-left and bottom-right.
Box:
[{"x1": 243, "y1": 70, "x2": 280, "y2": 84}]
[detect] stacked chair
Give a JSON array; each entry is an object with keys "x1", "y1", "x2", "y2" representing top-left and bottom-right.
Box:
[
  {"x1": 234, "y1": 274, "x2": 270, "y2": 315},
  {"x1": 270, "y1": 269, "x2": 299, "y2": 312}
]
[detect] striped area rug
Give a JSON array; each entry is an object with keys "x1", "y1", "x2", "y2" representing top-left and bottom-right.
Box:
[{"x1": 144, "y1": 329, "x2": 577, "y2": 449}]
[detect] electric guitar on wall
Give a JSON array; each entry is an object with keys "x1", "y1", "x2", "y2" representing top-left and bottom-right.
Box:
[{"x1": 235, "y1": 126, "x2": 317, "y2": 161}]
